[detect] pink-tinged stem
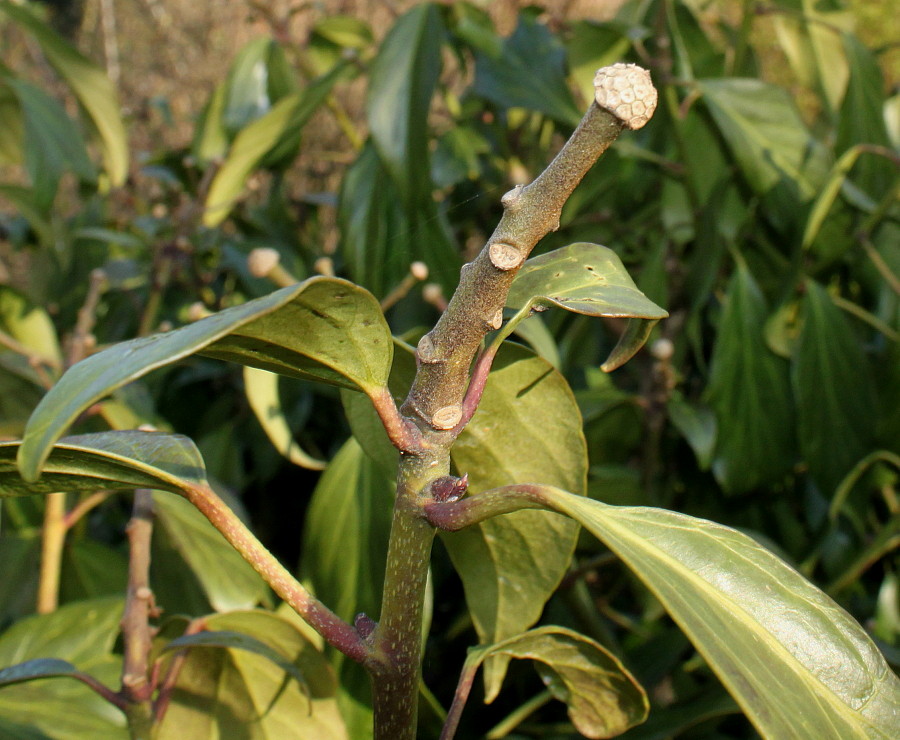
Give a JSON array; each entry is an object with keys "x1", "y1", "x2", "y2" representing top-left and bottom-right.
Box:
[
  {"x1": 370, "y1": 386, "x2": 424, "y2": 453},
  {"x1": 438, "y1": 660, "x2": 480, "y2": 740},
  {"x1": 183, "y1": 484, "x2": 370, "y2": 664}
]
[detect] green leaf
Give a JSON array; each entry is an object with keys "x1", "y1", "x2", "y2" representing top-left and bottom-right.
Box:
[
  {"x1": 0, "y1": 658, "x2": 79, "y2": 687},
  {"x1": 366, "y1": 3, "x2": 443, "y2": 207},
  {"x1": 192, "y1": 80, "x2": 230, "y2": 164},
  {"x1": 243, "y1": 367, "x2": 326, "y2": 470},
  {"x1": 706, "y1": 265, "x2": 795, "y2": 493},
  {"x1": 0, "y1": 285, "x2": 62, "y2": 379},
  {"x1": 152, "y1": 492, "x2": 269, "y2": 612},
  {"x1": 203, "y1": 65, "x2": 344, "y2": 226},
  {"x1": 301, "y1": 438, "x2": 394, "y2": 626},
  {"x1": 699, "y1": 78, "x2": 829, "y2": 201},
  {"x1": 0, "y1": 1, "x2": 128, "y2": 187},
  {"x1": 0, "y1": 185, "x2": 53, "y2": 245},
  {"x1": 160, "y1": 630, "x2": 307, "y2": 691},
  {"x1": 566, "y1": 21, "x2": 631, "y2": 104},
  {"x1": 464, "y1": 626, "x2": 648, "y2": 738},
  {"x1": 7, "y1": 79, "x2": 96, "y2": 211},
  {"x1": 836, "y1": 33, "x2": 895, "y2": 193},
  {"x1": 445, "y1": 344, "x2": 587, "y2": 694},
  {"x1": 155, "y1": 611, "x2": 346, "y2": 740},
  {"x1": 18, "y1": 277, "x2": 392, "y2": 482},
  {"x1": 221, "y1": 38, "x2": 296, "y2": 135},
  {"x1": 792, "y1": 280, "x2": 877, "y2": 494},
  {"x1": 526, "y1": 489, "x2": 900, "y2": 739},
  {"x1": 0, "y1": 597, "x2": 126, "y2": 739},
  {"x1": 507, "y1": 243, "x2": 667, "y2": 371},
  {"x1": 472, "y1": 10, "x2": 582, "y2": 127},
  {"x1": 508, "y1": 243, "x2": 668, "y2": 320},
  {"x1": 2, "y1": 431, "x2": 208, "y2": 497},
  {"x1": 772, "y1": 0, "x2": 852, "y2": 114}
]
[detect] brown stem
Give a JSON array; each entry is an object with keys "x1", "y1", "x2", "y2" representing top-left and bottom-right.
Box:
[
  {"x1": 119, "y1": 490, "x2": 157, "y2": 738},
  {"x1": 438, "y1": 660, "x2": 480, "y2": 740},
  {"x1": 182, "y1": 485, "x2": 369, "y2": 663}
]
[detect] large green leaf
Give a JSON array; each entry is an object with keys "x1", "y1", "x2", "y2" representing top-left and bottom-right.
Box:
[
  {"x1": 792, "y1": 280, "x2": 877, "y2": 494},
  {"x1": 203, "y1": 65, "x2": 344, "y2": 226},
  {"x1": 706, "y1": 265, "x2": 795, "y2": 493},
  {"x1": 439, "y1": 485, "x2": 900, "y2": 736},
  {"x1": 0, "y1": 597, "x2": 127, "y2": 739},
  {"x1": 699, "y1": 78, "x2": 829, "y2": 201},
  {"x1": 18, "y1": 277, "x2": 392, "y2": 482},
  {"x1": 153, "y1": 492, "x2": 269, "y2": 613},
  {"x1": 2, "y1": 431, "x2": 207, "y2": 497},
  {"x1": 517, "y1": 488, "x2": 900, "y2": 739},
  {"x1": 460, "y1": 626, "x2": 648, "y2": 739},
  {"x1": 0, "y1": 1, "x2": 128, "y2": 187},
  {"x1": 472, "y1": 9, "x2": 582, "y2": 126},
  {"x1": 156, "y1": 611, "x2": 346, "y2": 740},
  {"x1": 445, "y1": 344, "x2": 587, "y2": 693}
]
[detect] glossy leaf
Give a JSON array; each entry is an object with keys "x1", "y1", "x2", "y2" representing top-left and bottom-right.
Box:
[
  {"x1": 0, "y1": 1, "x2": 128, "y2": 186},
  {"x1": 792, "y1": 280, "x2": 876, "y2": 494},
  {"x1": 706, "y1": 265, "x2": 795, "y2": 493},
  {"x1": 472, "y1": 10, "x2": 582, "y2": 127},
  {"x1": 243, "y1": 367, "x2": 326, "y2": 470},
  {"x1": 508, "y1": 243, "x2": 667, "y2": 371},
  {"x1": 221, "y1": 38, "x2": 296, "y2": 135},
  {"x1": 152, "y1": 492, "x2": 269, "y2": 612},
  {"x1": 699, "y1": 78, "x2": 829, "y2": 201},
  {"x1": 464, "y1": 627, "x2": 648, "y2": 738},
  {"x1": 2, "y1": 431, "x2": 207, "y2": 497},
  {"x1": 524, "y1": 488, "x2": 900, "y2": 739},
  {"x1": 445, "y1": 344, "x2": 587, "y2": 692},
  {"x1": 156, "y1": 611, "x2": 346, "y2": 740},
  {"x1": 0, "y1": 597, "x2": 126, "y2": 738},
  {"x1": 508, "y1": 243, "x2": 668, "y2": 320},
  {"x1": 0, "y1": 658, "x2": 81, "y2": 687},
  {"x1": 18, "y1": 277, "x2": 392, "y2": 482},
  {"x1": 203, "y1": 65, "x2": 344, "y2": 226}
]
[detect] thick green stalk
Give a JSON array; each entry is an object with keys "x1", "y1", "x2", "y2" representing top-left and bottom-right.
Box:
[{"x1": 370, "y1": 64, "x2": 658, "y2": 739}]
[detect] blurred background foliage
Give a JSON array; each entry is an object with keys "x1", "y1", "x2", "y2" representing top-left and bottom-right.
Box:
[{"x1": 0, "y1": 0, "x2": 898, "y2": 737}]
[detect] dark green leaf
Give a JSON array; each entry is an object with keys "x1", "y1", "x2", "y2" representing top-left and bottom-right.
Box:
[
  {"x1": 0, "y1": 597, "x2": 126, "y2": 739},
  {"x1": 473, "y1": 10, "x2": 581, "y2": 126},
  {"x1": 18, "y1": 278, "x2": 391, "y2": 482},
  {"x1": 837, "y1": 33, "x2": 894, "y2": 193},
  {"x1": 566, "y1": 21, "x2": 631, "y2": 103},
  {"x1": 0, "y1": 1, "x2": 128, "y2": 186},
  {"x1": 7, "y1": 80, "x2": 95, "y2": 211},
  {"x1": 0, "y1": 658, "x2": 78, "y2": 687},
  {"x1": 464, "y1": 626, "x2": 648, "y2": 738},
  {"x1": 792, "y1": 280, "x2": 877, "y2": 493},
  {"x1": 706, "y1": 265, "x2": 795, "y2": 493},
  {"x1": 445, "y1": 344, "x2": 587, "y2": 693},
  {"x1": 2, "y1": 431, "x2": 207, "y2": 496},
  {"x1": 366, "y1": 3, "x2": 443, "y2": 207}
]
